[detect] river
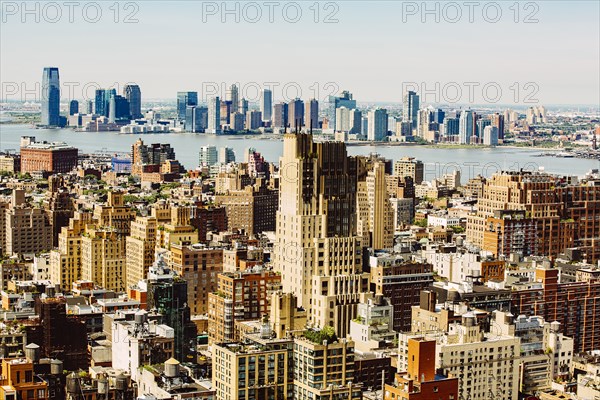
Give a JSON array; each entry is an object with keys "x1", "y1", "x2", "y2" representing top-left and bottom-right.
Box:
[{"x1": 1, "y1": 124, "x2": 598, "y2": 182}]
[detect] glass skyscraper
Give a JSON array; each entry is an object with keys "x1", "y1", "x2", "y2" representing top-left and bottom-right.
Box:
[
  {"x1": 261, "y1": 88, "x2": 273, "y2": 121},
  {"x1": 177, "y1": 91, "x2": 198, "y2": 121},
  {"x1": 41, "y1": 67, "x2": 60, "y2": 126},
  {"x1": 95, "y1": 89, "x2": 116, "y2": 117},
  {"x1": 124, "y1": 84, "x2": 142, "y2": 119},
  {"x1": 403, "y1": 90, "x2": 419, "y2": 131},
  {"x1": 328, "y1": 90, "x2": 356, "y2": 130}
]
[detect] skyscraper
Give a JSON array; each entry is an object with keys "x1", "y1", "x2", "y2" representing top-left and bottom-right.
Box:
[
  {"x1": 261, "y1": 88, "x2": 273, "y2": 121},
  {"x1": 444, "y1": 117, "x2": 460, "y2": 136},
  {"x1": 86, "y1": 100, "x2": 93, "y2": 114},
  {"x1": 95, "y1": 89, "x2": 116, "y2": 117},
  {"x1": 185, "y1": 106, "x2": 208, "y2": 133},
  {"x1": 227, "y1": 84, "x2": 239, "y2": 113},
  {"x1": 458, "y1": 110, "x2": 474, "y2": 144},
  {"x1": 368, "y1": 108, "x2": 389, "y2": 141},
  {"x1": 273, "y1": 102, "x2": 289, "y2": 129},
  {"x1": 490, "y1": 112, "x2": 505, "y2": 140},
  {"x1": 329, "y1": 90, "x2": 356, "y2": 131},
  {"x1": 288, "y1": 98, "x2": 305, "y2": 130},
  {"x1": 207, "y1": 96, "x2": 221, "y2": 134},
  {"x1": 68, "y1": 100, "x2": 79, "y2": 116},
  {"x1": 403, "y1": 90, "x2": 419, "y2": 131},
  {"x1": 108, "y1": 94, "x2": 130, "y2": 123},
  {"x1": 274, "y1": 133, "x2": 369, "y2": 337},
  {"x1": 304, "y1": 98, "x2": 319, "y2": 131},
  {"x1": 483, "y1": 126, "x2": 499, "y2": 146},
  {"x1": 245, "y1": 110, "x2": 262, "y2": 130},
  {"x1": 176, "y1": 91, "x2": 198, "y2": 121},
  {"x1": 238, "y1": 98, "x2": 248, "y2": 115},
  {"x1": 124, "y1": 84, "x2": 142, "y2": 119},
  {"x1": 41, "y1": 67, "x2": 60, "y2": 127}
]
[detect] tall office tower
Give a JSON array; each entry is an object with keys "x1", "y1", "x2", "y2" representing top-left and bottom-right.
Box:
[
  {"x1": 94, "y1": 89, "x2": 116, "y2": 117},
  {"x1": 483, "y1": 125, "x2": 499, "y2": 146},
  {"x1": 328, "y1": 90, "x2": 356, "y2": 130},
  {"x1": 41, "y1": 67, "x2": 60, "y2": 127},
  {"x1": 220, "y1": 100, "x2": 232, "y2": 125},
  {"x1": 305, "y1": 98, "x2": 319, "y2": 130},
  {"x1": 227, "y1": 84, "x2": 239, "y2": 113},
  {"x1": 403, "y1": 90, "x2": 419, "y2": 131},
  {"x1": 273, "y1": 133, "x2": 370, "y2": 337},
  {"x1": 68, "y1": 100, "x2": 78, "y2": 116},
  {"x1": 393, "y1": 157, "x2": 424, "y2": 184},
  {"x1": 356, "y1": 160, "x2": 394, "y2": 249},
  {"x1": 417, "y1": 108, "x2": 433, "y2": 138},
  {"x1": 125, "y1": 216, "x2": 157, "y2": 288},
  {"x1": 86, "y1": 100, "x2": 93, "y2": 114},
  {"x1": 231, "y1": 112, "x2": 245, "y2": 131},
  {"x1": 361, "y1": 116, "x2": 369, "y2": 136},
  {"x1": 433, "y1": 108, "x2": 445, "y2": 124},
  {"x1": 288, "y1": 98, "x2": 304, "y2": 130},
  {"x1": 185, "y1": 105, "x2": 209, "y2": 133},
  {"x1": 176, "y1": 91, "x2": 198, "y2": 121},
  {"x1": 108, "y1": 94, "x2": 130, "y2": 123},
  {"x1": 367, "y1": 108, "x2": 388, "y2": 141},
  {"x1": 207, "y1": 96, "x2": 221, "y2": 134},
  {"x1": 238, "y1": 98, "x2": 248, "y2": 115},
  {"x1": 123, "y1": 84, "x2": 142, "y2": 119},
  {"x1": 335, "y1": 107, "x2": 351, "y2": 132},
  {"x1": 444, "y1": 117, "x2": 460, "y2": 136},
  {"x1": 273, "y1": 102, "x2": 288, "y2": 129},
  {"x1": 490, "y1": 112, "x2": 505, "y2": 140},
  {"x1": 350, "y1": 109, "x2": 362, "y2": 134},
  {"x1": 261, "y1": 88, "x2": 273, "y2": 121},
  {"x1": 245, "y1": 110, "x2": 262, "y2": 130},
  {"x1": 458, "y1": 109, "x2": 474, "y2": 144},
  {"x1": 476, "y1": 118, "x2": 491, "y2": 142}
]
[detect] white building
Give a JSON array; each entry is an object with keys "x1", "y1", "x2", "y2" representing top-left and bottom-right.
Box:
[
  {"x1": 399, "y1": 314, "x2": 520, "y2": 400},
  {"x1": 349, "y1": 293, "x2": 396, "y2": 354},
  {"x1": 427, "y1": 214, "x2": 461, "y2": 229},
  {"x1": 111, "y1": 310, "x2": 175, "y2": 382},
  {"x1": 483, "y1": 125, "x2": 499, "y2": 146},
  {"x1": 459, "y1": 110, "x2": 473, "y2": 144}
]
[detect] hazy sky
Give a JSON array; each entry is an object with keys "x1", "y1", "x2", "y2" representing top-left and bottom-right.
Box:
[{"x1": 1, "y1": 1, "x2": 599, "y2": 106}]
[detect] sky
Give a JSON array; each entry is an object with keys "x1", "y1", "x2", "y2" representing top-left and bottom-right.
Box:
[{"x1": 1, "y1": 1, "x2": 599, "y2": 107}]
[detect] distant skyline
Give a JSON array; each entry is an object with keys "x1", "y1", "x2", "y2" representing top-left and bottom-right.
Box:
[{"x1": 1, "y1": 1, "x2": 599, "y2": 106}]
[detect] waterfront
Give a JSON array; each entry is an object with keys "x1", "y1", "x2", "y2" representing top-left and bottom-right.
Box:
[{"x1": 1, "y1": 124, "x2": 598, "y2": 181}]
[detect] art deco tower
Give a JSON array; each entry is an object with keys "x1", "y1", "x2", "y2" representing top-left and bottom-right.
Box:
[{"x1": 274, "y1": 133, "x2": 369, "y2": 337}]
